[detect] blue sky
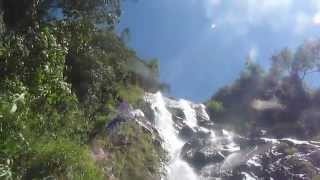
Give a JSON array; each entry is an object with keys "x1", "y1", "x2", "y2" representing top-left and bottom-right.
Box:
[{"x1": 117, "y1": 0, "x2": 320, "y2": 102}]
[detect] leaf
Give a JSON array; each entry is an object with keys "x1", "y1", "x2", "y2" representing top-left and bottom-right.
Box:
[
  {"x1": 14, "y1": 93, "x2": 25, "y2": 102},
  {"x1": 10, "y1": 104, "x2": 17, "y2": 114}
]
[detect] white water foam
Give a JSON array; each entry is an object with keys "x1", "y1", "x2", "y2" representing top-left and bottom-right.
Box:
[{"x1": 147, "y1": 92, "x2": 198, "y2": 180}]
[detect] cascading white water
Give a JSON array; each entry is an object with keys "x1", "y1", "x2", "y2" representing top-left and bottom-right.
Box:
[
  {"x1": 179, "y1": 99, "x2": 198, "y2": 129},
  {"x1": 145, "y1": 92, "x2": 244, "y2": 180},
  {"x1": 147, "y1": 92, "x2": 199, "y2": 180},
  {"x1": 144, "y1": 92, "x2": 320, "y2": 180}
]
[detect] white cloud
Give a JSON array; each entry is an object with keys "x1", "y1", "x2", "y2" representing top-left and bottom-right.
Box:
[
  {"x1": 204, "y1": 0, "x2": 221, "y2": 19},
  {"x1": 293, "y1": 11, "x2": 320, "y2": 34},
  {"x1": 209, "y1": 0, "x2": 221, "y2": 6},
  {"x1": 202, "y1": 0, "x2": 320, "y2": 37},
  {"x1": 312, "y1": 0, "x2": 320, "y2": 10},
  {"x1": 204, "y1": 0, "x2": 295, "y2": 34},
  {"x1": 249, "y1": 0, "x2": 292, "y2": 29},
  {"x1": 248, "y1": 47, "x2": 258, "y2": 62},
  {"x1": 313, "y1": 12, "x2": 320, "y2": 25},
  {"x1": 294, "y1": 12, "x2": 312, "y2": 33},
  {"x1": 210, "y1": 23, "x2": 216, "y2": 29}
]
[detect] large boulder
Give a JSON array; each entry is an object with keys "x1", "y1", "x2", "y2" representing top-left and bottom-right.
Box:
[
  {"x1": 241, "y1": 141, "x2": 320, "y2": 180},
  {"x1": 298, "y1": 108, "x2": 320, "y2": 138},
  {"x1": 181, "y1": 139, "x2": 225, "y2": 170},
  {"x1": 179, "y1": 125, "x2": 195, "y2": 140},
  {"x1": 309, "y1": 150, "x2": 320, "y2": 167},
  {"x1": 193, "y1": 104, "x2": 214, "y2": 128},
  {"x1": 168, "y1": 107, "x2": 185, "y2": 122},
  {"x1": 135, "y1": 100, "x2": 155, "y2": 124},
  {"x1": 200, "y1": 163, "x2": 245, "y2": 180}
]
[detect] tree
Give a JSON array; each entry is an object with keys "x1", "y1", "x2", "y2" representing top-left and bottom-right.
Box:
[
  {"x1": 269, "y1": 40, "x2": 320, "y2": 81},
  {"x1": 293, "y1": 39, "x2": 320, "y2": 79},
  {"x1": 0, "y1": 0, "x2": 165, "y2": 179},
  {"x1": 0, "y1": 0, "x2": 121, "y2": 30},
  {"x1": 269, "y1": 48, "x2": 293, "y2": 80}
]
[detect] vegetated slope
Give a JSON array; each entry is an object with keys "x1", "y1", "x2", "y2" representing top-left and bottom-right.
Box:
[{"x1": 0, "y1": 1, "x2": 166, "y2": 179}]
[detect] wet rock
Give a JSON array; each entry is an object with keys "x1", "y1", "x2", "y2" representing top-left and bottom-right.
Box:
[
  {"x1": 212, "y1": 126, "x2": 224, "y2": 137},
  {"x1": 168, "y1": 107, "x2": 185, "y2": 121},
  {"x1": 309, "y1": 150, "x2": 320, "y2": 166},
  {"x1": 281, "y1": 157, "x2": 318, "y2": 178},
  {"x1": 242, "y1": 142, "x2": 320, "y2": 180},
  {"x1": 167, "y1": 107, "x2": 186, "y2": 130},
  {"x1": 194, "y1": 105, "x2": 214, "y2": 128},
  {"x1": 181, "y1": 141, "x2": 225, "y2": 170},
  {"x1": 135, "y1": 101, "x2": 155, "y2": 124},
  {"x1": 199, "y1": 163, "x2": 222, "y2": 178},
  {"x1": 276, "y1": 142, "x2": 297, "y2": 155},
  {"x1": 192, "y1": 128, "x2": 212, "y2": 141},
  {"x1": 233, "y1": 137, "x2": 266, "y2": 150},
  {"x1": 200, "y1": 163, "x2": 246, "y2": 180},
  {"x1": 296, "y1": 144, "x2": 317, "y2": 154},
  {"x1": 179, "y1": 125, "x2": 195, "y2": 140},
  {"x1": 298, "y1": 108, "x2": 320, "y2": 138},
  {"x1": 233, "y1": 137, "x2": 252, "y2": 149}
]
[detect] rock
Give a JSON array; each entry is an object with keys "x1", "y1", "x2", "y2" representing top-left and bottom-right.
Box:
[
  {"x1": 199, "y1": 163, "x2": 222, "y2": 178},
  {"x1": 233, "y1": 137, "x2": 266, "y2": 150},
  {"x1": 298, "y1": 108, "x2": 320, "y2": 138},
  {"x1": 179, "y1": 125, "x2": 195, "y2": 140},
  {"x1": 168, "y1": 107, "x2": 185, "y2": 123},
  {"x1": 181, "y1": 140, "x2": 225, "y2": 170},
  {"x1": 281, "y1": 156, "x2": 318, "y2": 178},
  {"x1": 276, "y1": 142, "x2": 297, "y2": 155},
  {"x1": 135, "y1": 101, "x2": 155, "y2": 124},
  {"x1": 194, "y1": 105, "x2": 213, "y2": 128},
  {"x1": 194, "y1": 129, "x2": 211, "y2": 140},
  {"x1": 242, "y1": 142, "x2": 320, "y2": 180},
  {"x1": 233, "y1": 137, "x2": 252, "y2": 150},
  {"x1": 167, "y1": 107, "x2": 187, "y2": 130},
  {"x1": 296, "y1": 144, "x2": 317, "y2": 154},
  {"x1": 309, "y1": 150, "x2": 320, "y2": 166},
  {"x1": 200, "y1": 163, "x2": 245, "y2": 180}
]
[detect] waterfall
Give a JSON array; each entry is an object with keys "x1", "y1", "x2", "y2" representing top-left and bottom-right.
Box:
[
  {"x1": 143, "y1": 92, "x2": 320, "y2": 180},
  {"x1": 146, "y1": 92, "x2": 199, "y2": 180}
]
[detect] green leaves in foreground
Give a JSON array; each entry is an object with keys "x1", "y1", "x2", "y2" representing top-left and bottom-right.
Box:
[{"x1": 20, "y1": 138, "x2": 103, "y2": 180}]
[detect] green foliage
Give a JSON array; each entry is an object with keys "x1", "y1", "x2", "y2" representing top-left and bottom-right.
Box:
[
  {"x1": 96, "y1": 122, "x2": 166, "y2": 180},
  {"x1": 116, "y1": 84, "x2": 143, "y2": 105},
  {"x1": 1, "y1": 0, "x2": 121, "y2": 30},
  {"x1": 206, "y1": 100, "x2": 224, "y2": 114},
  {"x1": 0, "y1": 26, "x2": 94, "y2": 179},
  {"x1": 20, "y1": 138, "x2": 103, "y2": 180},
  {"x1": 0, "y1": 0, "x2": 164, "y2": 179}
]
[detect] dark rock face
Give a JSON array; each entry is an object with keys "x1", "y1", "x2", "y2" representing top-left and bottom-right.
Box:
[
  {"x1": 194, "y1": 105, "x2": 214, "y2": 128},
  {"x1": 180, "y1": 134, "x2": 230, "y2": 170},
  {"x1": 240, "y1": 141, "x2": 320, "y2": 180},
  {"x1": 135, "y1": 101, "x2": 155, "y2": 124},
  {"x1": 179, "y1": 126, "x2": 195, "y2": 140},
  {"x1": 309, "y1": 151, "x2": 320, "y2": 167},
  {"x1": 299, "y1": 108, "x2": 320, "y2": 138},
  {"x1": 179, "y1": 129, "x2": 320, "y2": 180},
  {"x1": 168, "y1": 107, "x2": 186, "y2": 120},
  {"x1": 167, "y1": 107, "x2": 186, "y2": 129},
  {"x1": 181, "y1": 142, "x2": 225, "y2": 170}
]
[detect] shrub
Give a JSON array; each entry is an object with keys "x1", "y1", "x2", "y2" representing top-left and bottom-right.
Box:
[
  {"x1": 95, "y1": 121, "x2": 166, "y2": 180},
  {"x1": 20, "y1": 138, "x2": 103, "y2": 180},
  {"x1": 206, "y1": 100, "x2": 224, "y2": 114},
  {"x1": 116, "y1": 84, "x2": 143, "y2": 105}
]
